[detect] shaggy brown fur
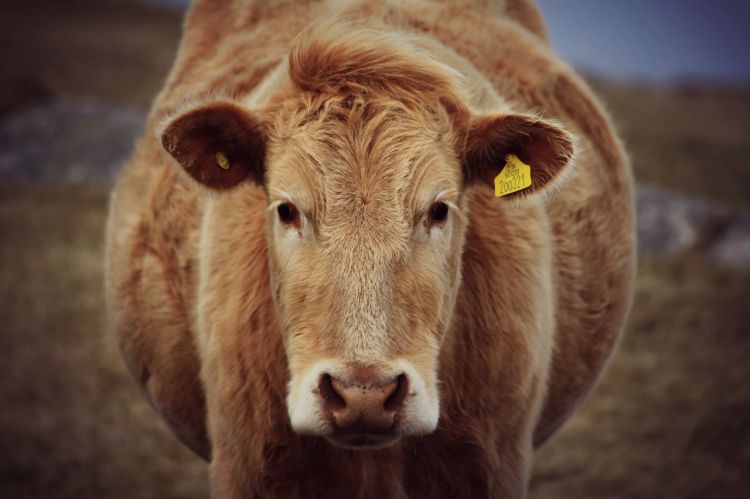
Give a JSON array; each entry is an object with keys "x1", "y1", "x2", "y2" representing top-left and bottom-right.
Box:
[{"x1": 105, "y1": 1, "x2": 635, "y2": 497}]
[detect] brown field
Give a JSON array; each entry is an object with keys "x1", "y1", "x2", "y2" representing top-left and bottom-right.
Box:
[{"x1": 1, "y1": 1, "x2": 749, "y2": 498}]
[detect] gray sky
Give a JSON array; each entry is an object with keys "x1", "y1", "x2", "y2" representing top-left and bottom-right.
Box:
[{"x1": 536, "y1": 0, "x2": 750, "y2": 82}]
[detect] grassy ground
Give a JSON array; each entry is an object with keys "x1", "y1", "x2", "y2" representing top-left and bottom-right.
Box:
[
  {"x1": 533, "y1": 255, "x2": 750, "y2": 498},
  {"x1": 593, "y1": 80, "x2": 750, "y2": 210},
  {"x1": 0, "y1": 187, "x2": 208, "y2": 499},
  {"x1": 1, "y1": 1, "x2": 749, "y2": 497}
]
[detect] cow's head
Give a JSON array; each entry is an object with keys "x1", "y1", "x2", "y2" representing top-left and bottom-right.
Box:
[{"x1": 160, "y1": 23, "x2": 574, "y2": 449}]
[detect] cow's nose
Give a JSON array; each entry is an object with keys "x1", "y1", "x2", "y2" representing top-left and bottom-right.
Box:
[{"x1": 318, "y1": 369, "x2": 408, "y2": 434}]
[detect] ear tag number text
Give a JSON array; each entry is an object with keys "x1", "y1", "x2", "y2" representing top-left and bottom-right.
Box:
[{"x1": 494, "y1": 154, "x2": 532, "y2": 197}]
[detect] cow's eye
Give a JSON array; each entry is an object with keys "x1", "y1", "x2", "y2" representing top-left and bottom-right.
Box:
[
  {"x1": 428, "y1": 201, "x2": 449, "y2": 225},
  {"x1": 277, "y1": 201, "x2": 300, "y2": 227}
]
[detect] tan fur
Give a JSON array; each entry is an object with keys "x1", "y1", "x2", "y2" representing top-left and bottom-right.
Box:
[{"x1": 105, "y1": 1, "x2": 635, "y2": 497}]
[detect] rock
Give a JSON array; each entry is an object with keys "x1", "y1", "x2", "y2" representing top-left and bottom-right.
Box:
[
  {"x1": 0, "y1": 99, "x2": 144, "y2": 186},
  {"x1": 636, "y1": 184, "x2": 750, "y2": 267}
]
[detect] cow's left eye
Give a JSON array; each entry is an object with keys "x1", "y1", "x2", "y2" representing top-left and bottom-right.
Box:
[
  {"x1": 277, "y1": 201, "x2": 300, "y2": 227},
  {"x1": 428, "y1": 201, "x2": 449, "y2": 225}
]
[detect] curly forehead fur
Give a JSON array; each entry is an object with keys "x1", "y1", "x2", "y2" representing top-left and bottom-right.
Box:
[{"x1": 287, "y1": 19, "x2": 464, "y2": 102}]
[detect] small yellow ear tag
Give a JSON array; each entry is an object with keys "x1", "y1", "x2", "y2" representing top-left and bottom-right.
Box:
[
  {"x1": 494, "y1": 154, "x2": 532, "y2": 197},
  {"x1": 215, "y1": 151, "x2": 230, "y2": 170}
]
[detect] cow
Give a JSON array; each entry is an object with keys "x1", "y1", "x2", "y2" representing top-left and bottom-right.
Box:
[{"x1": 104, "y1": 0, "x2": 635, "y2": 497}]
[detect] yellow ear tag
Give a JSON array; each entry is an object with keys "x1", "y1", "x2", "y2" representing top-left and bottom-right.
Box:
[
  {"x1": 216, "y1": 151, "x2": 230, "y2": 170},
  {"x1": 494, "y1": 154, "x2": 532, "y2": 197}
]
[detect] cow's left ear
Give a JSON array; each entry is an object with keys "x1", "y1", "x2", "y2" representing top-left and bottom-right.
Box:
[
  {"x1": 462, "y1": 113, "x2": 575, "y2": 200},
  {"x1": 159, "y1": 101, "x2": 266, "y2": 191}
]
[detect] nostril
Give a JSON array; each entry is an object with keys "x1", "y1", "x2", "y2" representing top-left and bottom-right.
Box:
[
  {"x1": 383, "y1": 374, "x2": 408, "y2": 412},
  {"x1": 319, "y1": 373, "x2": 347, "y2": 411}
]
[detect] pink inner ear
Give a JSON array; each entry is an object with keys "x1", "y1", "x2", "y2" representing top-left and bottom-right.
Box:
[{"x1": 161, "y1": 103, "x2": 265, "y2": 190}]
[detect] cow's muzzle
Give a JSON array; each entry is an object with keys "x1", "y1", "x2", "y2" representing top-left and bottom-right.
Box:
[{"x1": 318, "y1": 367, "x2": 409, "y2": 449}]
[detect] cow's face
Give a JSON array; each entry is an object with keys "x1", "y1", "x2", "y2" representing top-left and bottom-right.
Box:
[
  {"x1": 261, "y1": 96, "x2": 465, "y2": 447},
  {"x1": 160, "y1": 38, "x2": 574, "y2": 448}
]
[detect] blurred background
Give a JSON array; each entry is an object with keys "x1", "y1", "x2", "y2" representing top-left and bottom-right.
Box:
[{"x1": 1, "y1": 1, "x2": 748, "y2": 497}]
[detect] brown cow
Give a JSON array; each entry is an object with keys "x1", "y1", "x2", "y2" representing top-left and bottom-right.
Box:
[{"x1": 105, "y1": 1, "x2": 635, "y2": 497}]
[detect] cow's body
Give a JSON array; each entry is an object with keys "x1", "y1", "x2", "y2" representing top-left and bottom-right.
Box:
[{"x1": 105, "y1": 1, "x2": 635, "y2": 497}]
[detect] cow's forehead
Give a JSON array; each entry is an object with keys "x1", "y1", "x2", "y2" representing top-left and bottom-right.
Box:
[
  {"x1": 314, "y1": 113, "x2": 420, "y2": 264},
  {"x1": 268, "y1": 94, "x2": 459, "y2": 215},
  {"x1": 320, "y1": 179, "x2": 413, "y2": 267}
]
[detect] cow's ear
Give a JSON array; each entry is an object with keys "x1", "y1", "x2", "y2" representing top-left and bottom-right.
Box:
[
  {"x1": 462, "y1": 113, "x2": 575, "y2": 200},
  {"x1": 160, "y1": 101, "x2": 266, "y2": 190}
]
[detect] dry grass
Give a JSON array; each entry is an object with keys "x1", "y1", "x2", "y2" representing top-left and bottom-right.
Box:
[
  {"x1": 531, "y1": 254, "x2": 750, "y2": 498},
  {"x1": 593, "y1": 80, "x2": 750, "y2": 210},
  {"x1": 0, "y1": 186, "x2": 208, "y2": 499}
]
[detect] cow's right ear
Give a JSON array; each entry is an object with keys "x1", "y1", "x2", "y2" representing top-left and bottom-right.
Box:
[
  {"x1": 462, "y1": 113, "x2": 575, "y2": 201},
  {"x1": 159, "y1": 101, "x2": 266, "y2": 190}
]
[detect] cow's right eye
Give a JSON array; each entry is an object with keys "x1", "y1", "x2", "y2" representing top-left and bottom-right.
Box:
[
  {"x1": 428, "y1": 201, "x2": 449, "y2": 225},
  {"x1": 277, "y1": 202, "x2": 300, "y2": 227}
]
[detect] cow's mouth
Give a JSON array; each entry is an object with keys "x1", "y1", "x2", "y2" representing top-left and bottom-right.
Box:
[{"x1": 326, "y1": 432, "x2": 401, "y2": 450}]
